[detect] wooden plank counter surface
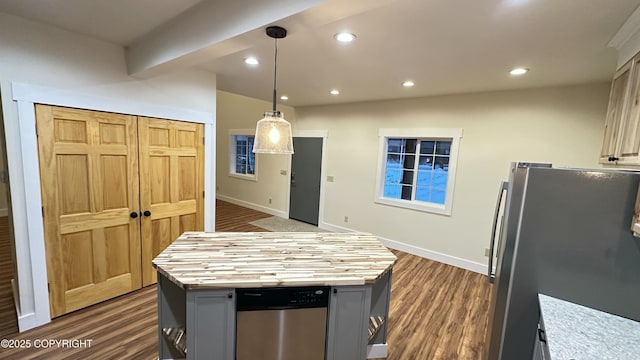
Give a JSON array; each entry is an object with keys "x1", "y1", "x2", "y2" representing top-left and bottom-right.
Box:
[{"x1": 152, "y1": 232, "x2": 397, "y2": 289}]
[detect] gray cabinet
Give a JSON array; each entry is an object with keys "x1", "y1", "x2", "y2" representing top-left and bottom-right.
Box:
[
  {"x1": 158, "y1": 269, "x2": 393, "y2": 360},
  {"x1": 326, "y1": 286, "x2": 372, "y2": 360},
  {"x1": 532, "y1": 313, "x2": 551, "y2": 360},
  {"x1": 157, "y1": 275, "x2": 235, "y2": 360},
  {"x1": 186, "y1": 289, "x2": 235, "y2": 360},
  {"x1": 326, "y1": 270, "x2": 393, "y2": 360}
]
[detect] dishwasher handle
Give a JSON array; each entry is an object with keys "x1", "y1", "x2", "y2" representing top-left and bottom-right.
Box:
[{"x1": 488, "y1": 180, "x2": 508, "y2": 283}]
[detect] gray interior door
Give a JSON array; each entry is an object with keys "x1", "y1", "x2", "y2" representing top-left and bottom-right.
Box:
[{"x1": 289, "y1": 137, "x2": 322, "y2": 225}]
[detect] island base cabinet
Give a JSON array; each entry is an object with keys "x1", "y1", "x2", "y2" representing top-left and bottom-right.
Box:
[
  {"x1": 186, "y1": 290, "x2": 235, "y2": 360},
  {"x1": 158, "y1": 275, "x2": 235, "y2": 360},
  {"x1": 158, "y1": 276, "x2": 187, "y2": 359},
  {"x1": 326, "y1": 286, "x2": 372, "y2": 360}
]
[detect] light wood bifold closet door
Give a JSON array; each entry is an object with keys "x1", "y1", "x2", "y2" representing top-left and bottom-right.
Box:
[
  {"x1": 37, "y1": 105, "x2": 142, "y2": 318},
  {"x1": 138, "y1": 117, "x2": 204, "y2": 286},
  {"x1": 36, "y1": 106, "x2": 204, "y2": 317}
]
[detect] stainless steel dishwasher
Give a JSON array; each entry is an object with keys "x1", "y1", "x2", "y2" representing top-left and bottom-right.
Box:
[{"x1": 235, "y1": 286, "x2": 330, "y2": 360}]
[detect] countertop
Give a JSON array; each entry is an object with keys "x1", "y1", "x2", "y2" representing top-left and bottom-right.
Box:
[
  {"x1": 538, "y1": 294, "x2": 640, "y2": 360},
  {"x1": 152, "y1": 232, "x2": 397, "y2": 289}
]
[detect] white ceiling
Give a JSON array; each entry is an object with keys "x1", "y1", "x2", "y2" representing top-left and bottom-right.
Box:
[{"x1": 0, "y1": 0, "x2": 639, "y2": 107}]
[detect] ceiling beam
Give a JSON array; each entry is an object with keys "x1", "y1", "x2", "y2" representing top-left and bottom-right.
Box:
[{"x1": 125, "y1": 0, "x2": 325, "y2": 77}]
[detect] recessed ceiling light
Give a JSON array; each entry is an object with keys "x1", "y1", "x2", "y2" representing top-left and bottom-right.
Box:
[
  {"x1": 244, "y1": 57, "x2": 259, "y2": 65},
  {"x1": 509, "y1": 67, "x2": 529, "y2": 76},
  {"x1": 280, "y1": 95, "x2": 289, "y2": 100},
  {"x1": 330, "y1": 89, "x2": 340, "y2": 95},
  {"x1": 334, "y1": 32, "x2": 356, "y2": 43},
  {"x1": 402, "y1": 80, "x2": 415, "y2": 87}
]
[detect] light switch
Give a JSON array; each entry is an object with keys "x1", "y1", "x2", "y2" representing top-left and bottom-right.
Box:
[
  {"x1": 280, "y1": 170, "x2": 287, "y2": 175},
  {"x1": 327, "y1": 176, "x2": 334, "y2": 182}
]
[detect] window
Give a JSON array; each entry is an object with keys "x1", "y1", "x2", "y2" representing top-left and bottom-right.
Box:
[
  {"x1": 229, "y1": 130, "x2": 257, "y2": 180},
  {"x1": 375, "y1": 128, "x2": 462, "y2": 215}
]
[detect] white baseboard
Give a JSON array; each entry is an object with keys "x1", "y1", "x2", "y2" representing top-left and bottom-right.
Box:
[
  {"x1": 216, "y1": 194, "x2": 287, "y2": 219},
  {"x1": 322, "y1": 222, "x2": 486, "y2": 274},
  {"x1": 367, "y1": 343, "x2": 388, "y2": 358},
  {"x1": 379, "y1": 235, "x2": 486, "y2": 274},
  {"x1": 318, "y1": 221, "x2": 357, "y2": 233},
  {"x1": 13, "y1": 278, "x2": 49, "y2": 332},
  {"x1": 0, "y1": 208, "x2": 7, "y2": 217}
]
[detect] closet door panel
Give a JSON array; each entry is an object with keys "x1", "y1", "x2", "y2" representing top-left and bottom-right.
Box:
[
  {"x1": 37, "y1": 105, "x2": 142, "y2": 317},
  {"x1": 139, "y1": 117, "x2": 204, "y2": 286}
]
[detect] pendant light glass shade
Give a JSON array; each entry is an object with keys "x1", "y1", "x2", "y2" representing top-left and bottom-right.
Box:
[
  {"x1": 253, "y1": 111, "x2": 294, "y2": 154},
  {"x1": 253, "y1": 26, "x2": 294, "y2": 155}
]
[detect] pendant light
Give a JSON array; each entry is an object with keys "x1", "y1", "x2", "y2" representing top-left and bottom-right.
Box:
[{"x1": 252, "y1": 26, "x2": 294, "y2": 154}]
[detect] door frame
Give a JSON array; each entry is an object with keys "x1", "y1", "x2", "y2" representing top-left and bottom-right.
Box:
[
  {"x1": 286, "y1": 130, "x2": 328, "y2": 228},
  {"x1": 7, "y1": 82, "x2": 216, "y2": 331}
]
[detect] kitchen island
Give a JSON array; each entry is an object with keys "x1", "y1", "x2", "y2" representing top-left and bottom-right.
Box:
[{"x1": 153, "y1": 232, "x2": 397, "y2": 360}]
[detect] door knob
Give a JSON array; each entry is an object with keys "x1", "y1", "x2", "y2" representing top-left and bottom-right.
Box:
[
  {"x1": 143, "y1": 210, "x2": 151, "y2": 217},
  {"x1": 130, "y1": 212, "x2": 138, "y2": 219}
]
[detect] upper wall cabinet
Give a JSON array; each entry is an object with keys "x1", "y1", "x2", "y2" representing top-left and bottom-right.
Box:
[{"x1": 600, "y1": 55, "x2": 640, "y2": 165}]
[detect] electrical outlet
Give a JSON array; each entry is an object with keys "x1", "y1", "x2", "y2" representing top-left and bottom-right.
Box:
[
  {"x1": 344, "y1": 216, "x2": 349, "y2": 223},
  {"x1": 280, "y1": 170, "x2": 287, "y2": 175},
  {"x1": 484, "y1": 248, "x2": 490, "y2": 257},
  {"x1": 327, "y1": 176, "x2": 334, "y2": 182},
  {"x1": 269, "y1": 198, "x2": 272, "y2": 204}
]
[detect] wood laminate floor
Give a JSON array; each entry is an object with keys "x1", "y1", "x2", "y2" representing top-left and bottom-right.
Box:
[
  {"x1": 0, "y1": 200, "x2": 491, "y2": 359},
  {"x1": 0, "y1": 216, "x2": 18, "y2": 339}
]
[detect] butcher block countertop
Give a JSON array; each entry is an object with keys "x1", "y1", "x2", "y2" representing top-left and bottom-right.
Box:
[{"x1": 152, "y1": 232, "x2": 397, "y2": 289}]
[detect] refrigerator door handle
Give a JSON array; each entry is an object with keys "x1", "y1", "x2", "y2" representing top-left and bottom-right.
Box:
[{"x1": 488, "y1": 180, "x2": 509, "y2": 283}]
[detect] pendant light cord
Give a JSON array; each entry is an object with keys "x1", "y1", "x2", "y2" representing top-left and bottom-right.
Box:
[{"x1": 272, "y1": 37, "x2": 278, "y2": 113}]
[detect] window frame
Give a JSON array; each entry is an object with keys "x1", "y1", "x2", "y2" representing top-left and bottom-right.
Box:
[
  {"x1": 229, "y1": 129, "x2": 258, "y2": 181},
  {"x1": 374, "y1": 128, "x2": 462, "y2": 216}
]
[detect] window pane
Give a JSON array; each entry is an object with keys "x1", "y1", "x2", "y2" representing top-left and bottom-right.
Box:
[
  {"x1": 387, "y1": 154, "x2": 402, "y2": 166},
  {"x1": 231, "y1": 135, "x2": 256, "y2": 176},
  {"x1": 388, "y1": 138, "x2": 417, "y2": 154},
  {"x1": 383, "y1": 184, "x2": 402, "y2": 198},
  {"x1": 402, "y1": 155, "x2": 415, "y2": 169},
  {"x1": 415, "y1": 187, "x2": 429, "y2": 202},
  {"x1": 385, "y1": 166, "x2": 403, "y2": 185},
  {"x1": 404, "y1": 139, "x2": 417, "y2": 153},
  {"x1": 434, "y1": 156, "x2": 449, "y2": 170},
  {"x1": 401, "y1": 185, "x2": 412, "y2": 200},
  {"x1": 401, "y1": 170, "x2": 414, "y2": 185},
  {"x1": 387, "y1": 139, "x2": 404, "y2": 153},
  {"x1": 420, "y1": 141, "x2": 435, "y2": 154},
  {"x1": 417, "y1": 170, "x2": 432, "y2": 187},
  {"x1": 435, "y1": 141, "x2": 451, "y2": 155},
  {"x1": 429, "y1": 189, "x2": 446, "y2": 204},
  {"x1": 378, "y1": 132, "x2": 458, "y2": 212},
  {"x1": 418, "y1": 156, "x2": 434, "y2": 170}
]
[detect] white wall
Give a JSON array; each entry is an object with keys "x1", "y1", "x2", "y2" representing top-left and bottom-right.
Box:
[
  {"x1": 0, "y1": 12, "x2": 217, "y2": 331},
  {"x1": 216, "y1": 83, "x2": 610, "y2": 271},
  {"x1": 294, "y1": 83, "x2": 608, "y2": 270},
  {"x1": 216, "y1": 90, "x2": 295, "y2": 216}
]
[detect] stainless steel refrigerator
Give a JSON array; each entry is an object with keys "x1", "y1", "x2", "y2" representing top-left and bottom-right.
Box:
[{"x1": 485, "y1": 162, "x2": 640, "y2": 360}]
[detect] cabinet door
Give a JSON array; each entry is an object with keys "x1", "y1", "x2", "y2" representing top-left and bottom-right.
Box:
[
  {"x1": 600, "y1": 61, "x2": 632, "y2": 162},
  {"x1": 37, "y1": 105, "x2": 142, "y2": 317},
  {"x1": 138, "y1": 117, "x2": 204, "y2": 286},
  {"x1": 618, "y1": 56, "x2": 640, "y2": 162},
  {"x1": 326, "y1": 286, "x2": 371, "y2": 360},
  {"x1": 186, "y1": 289, "x2": 235, "y2": 360}
]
